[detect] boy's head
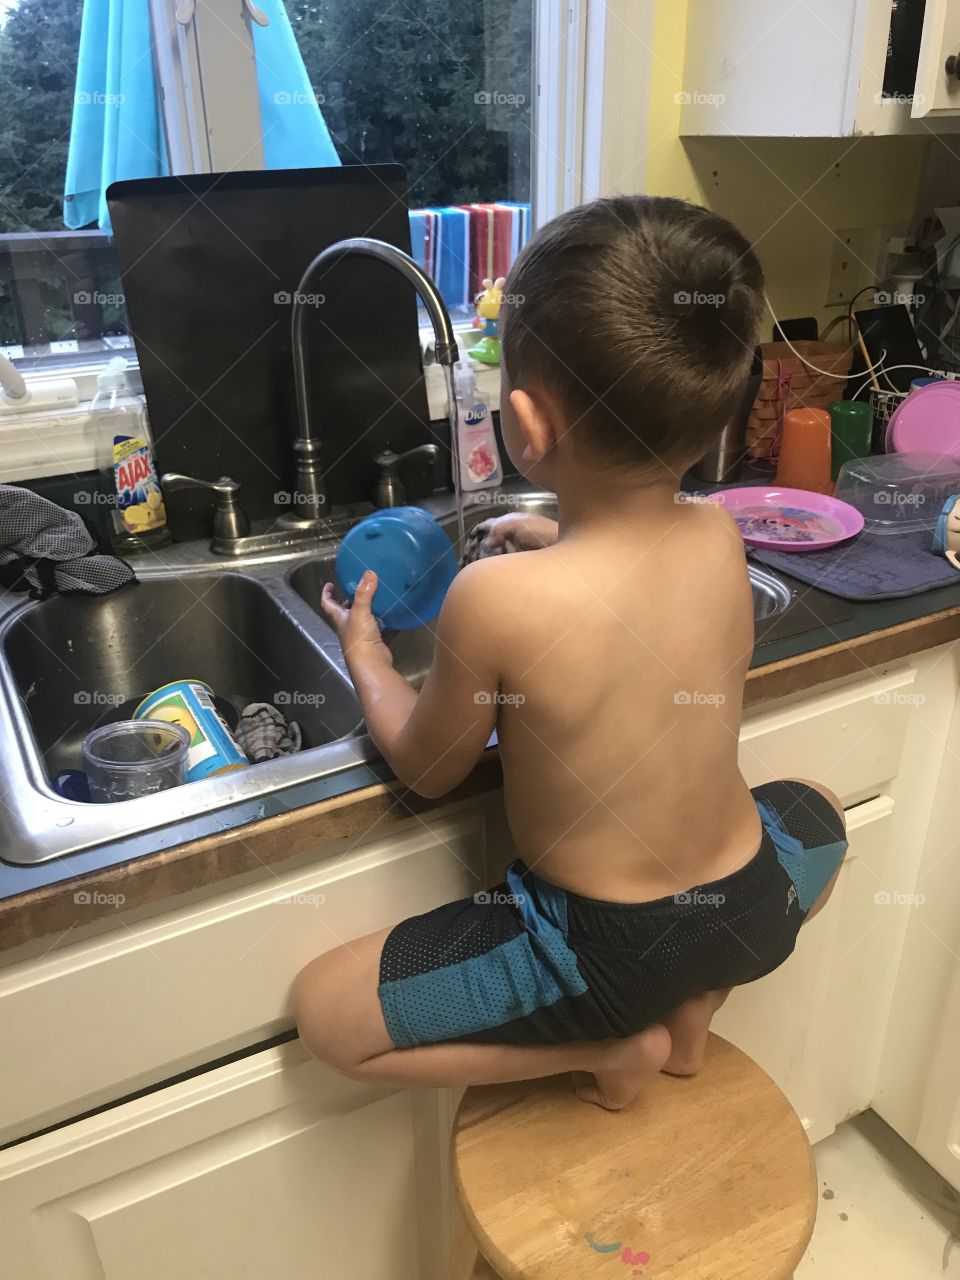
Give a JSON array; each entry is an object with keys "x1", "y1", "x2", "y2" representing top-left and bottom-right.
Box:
[{"x1": 499, "y1": 195, "x2": 764, "y2": 481}]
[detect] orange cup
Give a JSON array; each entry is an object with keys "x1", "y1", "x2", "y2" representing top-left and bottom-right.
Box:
[{"x1": 775, "y1": 408, "x2": 833, "y2": 494}]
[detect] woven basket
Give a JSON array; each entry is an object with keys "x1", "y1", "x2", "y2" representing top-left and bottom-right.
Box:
[{"x1": 746, "y1": 337, "x2": 855, "y2": 460}]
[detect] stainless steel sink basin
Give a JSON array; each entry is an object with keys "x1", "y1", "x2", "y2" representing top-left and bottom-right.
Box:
[
  {"x1": 0, "y1": 483, "x2": 799, "y2": 865},
  {"x1": 0, "y1": 559, "x2": 377, "y2": 864},
  {"x1": 750, "y1": 565, "x2": 792, "y2": 619},
  {"x1": 3, "y1": 574, "x2": 361, "y2": 781}
]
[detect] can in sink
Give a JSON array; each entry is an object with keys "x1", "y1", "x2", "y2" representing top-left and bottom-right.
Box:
[{"x1": 133, "y1": 680, "x2": 248, "y2": 782}]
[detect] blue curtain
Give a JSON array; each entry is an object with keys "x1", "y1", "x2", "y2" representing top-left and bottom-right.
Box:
[
  {"x1": 252, "y1": 0, "x2": 340, "y2": 171},
  {"x1": 64, "y1": 0, "x2": 340, "y2": 233},
  {"x1": 64, "y1": 0, "x2": 165, "y2": 230}
]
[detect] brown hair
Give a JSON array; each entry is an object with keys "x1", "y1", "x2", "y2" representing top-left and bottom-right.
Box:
[{"x1": 501, "y1": 195, "x2": 764, "y2": 473}]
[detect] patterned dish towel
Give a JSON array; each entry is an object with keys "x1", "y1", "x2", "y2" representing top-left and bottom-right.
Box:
[
  {"x1": 0, "y1": 485, "x2": 136, "y2": 598},
  {"x1": 236, "y1": 703, "x2": 302, "y2": 762}
]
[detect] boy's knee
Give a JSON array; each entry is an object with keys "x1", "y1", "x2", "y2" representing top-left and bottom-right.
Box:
[
  {"x1": 781, "y1": 779, "x2": 847, "y2": 923},
  {"x1": 292, "y1": 949, "x2": 361, "y2": 1073},
  {"x1": 786, "y1": 777, "x2": 846, "y2": 831}
]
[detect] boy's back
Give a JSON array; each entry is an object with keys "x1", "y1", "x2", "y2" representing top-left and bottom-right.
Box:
[{"x1": 486, "y1": 498, "x2": 760, "y2": 902}]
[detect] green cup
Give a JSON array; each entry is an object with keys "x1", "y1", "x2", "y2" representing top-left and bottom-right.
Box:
[{"x1": 829, "y1": 400, "x2": 873, "y2": 482}]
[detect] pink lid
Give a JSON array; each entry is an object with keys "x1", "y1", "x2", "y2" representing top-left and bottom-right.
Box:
[{"x1": 886, "y1": 381, "x2": 960, "y2": 458}]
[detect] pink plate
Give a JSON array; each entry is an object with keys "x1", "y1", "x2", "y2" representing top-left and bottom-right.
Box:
[
  {"x1": 886, "y1": 380, "x2": 960, "y2": 457},
  {"x1": 709, "y1": 486, "x2": 864, "y2": 552}
]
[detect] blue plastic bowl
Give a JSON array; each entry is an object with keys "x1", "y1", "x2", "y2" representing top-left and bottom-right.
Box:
[{"x1": 336, "y1": 507, "x2": 458, "y2": 630}]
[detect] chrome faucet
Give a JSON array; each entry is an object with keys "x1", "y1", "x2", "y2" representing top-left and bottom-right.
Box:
[
  {"x1": 161, "y1": 472, "x2": 251, "y2": 552},
  {"x1": 282, "y1": 238, "x2": 460, "y2": 529}
]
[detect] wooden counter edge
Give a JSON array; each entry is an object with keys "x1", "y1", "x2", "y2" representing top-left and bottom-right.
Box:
[{"x1": 743, "y1": 603, "x2": 960, "y2": 705}]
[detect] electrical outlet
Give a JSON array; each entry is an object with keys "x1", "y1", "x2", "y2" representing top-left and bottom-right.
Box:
[{"x1": 826, "y1": 228, "x2": 867, "y2": 308}]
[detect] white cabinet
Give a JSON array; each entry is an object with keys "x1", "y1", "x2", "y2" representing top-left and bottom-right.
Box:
[
  {"x1": 681, "y1": 0, "x2": 960, "y2": 137},
  {"x1": 913, "y1": 965, "x2": 960, "y2": 1189},
  {"x1": 0, "y1": 808, "x2": 487, "y2": 1146},
  {"x1": 1, "y1": 647, "x2": 958, "y2": 1276},
  {"x1": 720, "y1": 650, "x2": 960, "y2": 1151},
  {"x1": 0, "y1": 1040, "x2": 457, "y2": 1280},
  {"x1": 914, "y1": 0, "x2": 960, "y2": 118},
  {"x1": 738, "y1": 667, "x2": 915, "y2": 804}
]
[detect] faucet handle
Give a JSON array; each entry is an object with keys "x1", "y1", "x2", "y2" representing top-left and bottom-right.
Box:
[
  {"x1": 161, "y1": 472, "x2": 241, "y2": 496},
  {"x1": 160, "y1": 472, "x2": 251, "y2": 545},
  {"x1": 373, "y1": 444, "x2": 438, "y2": 508}
]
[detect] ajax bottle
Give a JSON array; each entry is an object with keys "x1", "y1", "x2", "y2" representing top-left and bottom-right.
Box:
[{"x1": 93, "y1": 358, "x2": 171, "y2": 550}]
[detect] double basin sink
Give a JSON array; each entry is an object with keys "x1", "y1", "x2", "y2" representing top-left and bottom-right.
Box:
[{"x1": 0, "y1": 490, "x2": 797, "y2": 865}]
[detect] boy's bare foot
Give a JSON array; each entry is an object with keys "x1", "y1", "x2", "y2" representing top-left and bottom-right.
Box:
[
  {"x1": 576, "y1": 1025, "x2": 672, "y2": 1111},
  {"x1": 660, "y1": 990, "x2": 731, "y2": 1076}
]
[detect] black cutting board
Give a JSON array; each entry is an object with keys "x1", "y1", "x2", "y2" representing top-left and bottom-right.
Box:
[{"x1": 107, "y1": 165, "x2": 431, "y2": 538}]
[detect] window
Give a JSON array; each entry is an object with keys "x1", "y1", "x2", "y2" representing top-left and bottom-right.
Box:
[
  {"x1": 283, "y1": 2, "x2": 533, "y2": 208},
  {"x1": 276, "y1": 0, "x2": 536, "y2": 321}
]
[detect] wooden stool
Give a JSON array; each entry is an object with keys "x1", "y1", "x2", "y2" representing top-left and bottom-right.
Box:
[{"x1": 450, "y1": 1034, "x2": 817, "y2": 1280}]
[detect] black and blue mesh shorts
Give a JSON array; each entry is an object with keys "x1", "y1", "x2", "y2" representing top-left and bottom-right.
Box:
[{"x1": 377, "y1": 781, "x2": 847, "y2": 1049}]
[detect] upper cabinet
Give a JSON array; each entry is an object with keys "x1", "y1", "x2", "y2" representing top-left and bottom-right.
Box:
[
  {"x1": 914, "y1": 0, "x2": 960, "y2": 116},
  {"x1": 681, "y1": 0, "x2": 960, "y2": 137}
]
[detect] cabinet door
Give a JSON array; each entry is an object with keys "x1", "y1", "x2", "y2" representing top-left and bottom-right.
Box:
[
  {"x1": 913, "y1": 0, "x2": 960, "y2": 116},
  {"x1": 681, "y1": 0, "x2": 863, "y2": 137},
  {"x1": 712, "y1": 798, "x2": 894, "y2": 1145},
  {"x1": 0, "y1": 1041, "x2": 456, "y2": 1280}
]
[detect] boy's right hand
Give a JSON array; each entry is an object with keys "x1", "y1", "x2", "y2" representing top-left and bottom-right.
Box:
[
  {"x1": 481, "y1": 512, "x2": 559, "y2": 552},
  {"x1": 320, "y1": 572, "x2": 394, "y2": 673}
]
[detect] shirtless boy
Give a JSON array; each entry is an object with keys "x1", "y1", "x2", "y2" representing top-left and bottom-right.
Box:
[{"x1": 292, "y1": 195, "x2": 848, "y2": 1109}]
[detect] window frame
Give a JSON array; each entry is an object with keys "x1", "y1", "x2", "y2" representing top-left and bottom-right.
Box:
[{"x1": 149, "y1": 0, "x2": 265, "y2": 173}]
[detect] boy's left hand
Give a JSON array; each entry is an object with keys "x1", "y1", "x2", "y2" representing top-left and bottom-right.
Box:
[{"x1": 320, "y1": 571, "x2": 394, "y2": 671}]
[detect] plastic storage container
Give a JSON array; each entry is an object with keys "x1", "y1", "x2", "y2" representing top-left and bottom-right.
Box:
[
  {"x1": 834, "y1": 452, "x2": 960, "y2": 536},
  {"x1": 82, "y1": 720, "x2": 190, "y2": 803}
]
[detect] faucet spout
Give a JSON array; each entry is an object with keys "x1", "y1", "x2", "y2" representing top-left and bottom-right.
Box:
[{"x1": 284, "y1": 237, "x2": 460, "y2": 528}]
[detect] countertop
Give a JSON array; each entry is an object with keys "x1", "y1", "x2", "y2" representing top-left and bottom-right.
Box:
[{"x1": 4, "y1": 512, "x2": 960, "y2": 954}]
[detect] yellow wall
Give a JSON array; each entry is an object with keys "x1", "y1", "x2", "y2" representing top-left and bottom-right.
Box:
[{"x1": 643, "y1": 0, "x2": 934, "y2": 329}]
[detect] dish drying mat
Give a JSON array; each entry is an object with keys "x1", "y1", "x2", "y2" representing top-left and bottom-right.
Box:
[{"x1": 751, "y1": 529, "x2": 960, "y2": 600}]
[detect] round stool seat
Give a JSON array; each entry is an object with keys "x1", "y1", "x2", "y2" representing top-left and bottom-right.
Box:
[{"x1": 452, "y1": 1034, "x2": 817, "y2": 1280}]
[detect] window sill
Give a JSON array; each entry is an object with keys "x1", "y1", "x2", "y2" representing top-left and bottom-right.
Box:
[
  {"x1": 0, "y1": 360, "x2": 144, "y2": 484},
  {"x1": 2, "y1": 339, "x2": 501, "y2": 483}
]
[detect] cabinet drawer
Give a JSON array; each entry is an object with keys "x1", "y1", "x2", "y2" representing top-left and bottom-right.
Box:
[
  {"x1": 740, "y1": 668, "x2": 916, "y2": 802},
  {"x1": 0, "y1": 809, "x2": 486, "y2": 1144}
]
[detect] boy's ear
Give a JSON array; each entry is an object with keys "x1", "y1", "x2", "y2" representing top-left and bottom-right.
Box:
[{"x1": 509, "y1": 387, "x2": 559, "y2": 463}]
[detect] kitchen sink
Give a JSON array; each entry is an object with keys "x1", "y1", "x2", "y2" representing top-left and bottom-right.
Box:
[{"x1": 3, "y1": 573, "x2": 362, "y2": 782}]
